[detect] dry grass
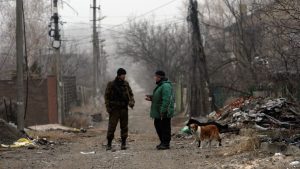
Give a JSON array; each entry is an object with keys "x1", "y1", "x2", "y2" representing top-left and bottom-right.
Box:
[
  {"x1": 234, "y1": 129, "x2": 260, "y2": 153},
  {"x1": 235, "y1": 136, "x2": 260, "y2": 152},
  {"x1": 65, "y1": 102, "x2": 106, "y2": 128},
  {"x1": 220, "y1": 129, "x2": 260, "y2": 156},
  {"x1": 69, "y1": 103, "x2": 106, "y2": 116},
  {"x1": 64, "y1": 113, "x2": 92, "y2": 129}
]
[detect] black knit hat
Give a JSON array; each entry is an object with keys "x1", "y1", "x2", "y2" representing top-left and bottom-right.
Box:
[
  {"x1": 155, "y1": 70, "x2": 165, "y2": 77},
  {"x1": 117, "y1": 68, "x2": 126, "y2": 76}
]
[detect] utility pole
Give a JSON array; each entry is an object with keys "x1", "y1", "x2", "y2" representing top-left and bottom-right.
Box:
[
  {"x1": 50, "y1": 0, "x2": 63, "y2": 124},
  {"x1": 92, "y1": 0, "x2": 98, "y2": 97},
  {"x1": 91, "y1": 0, "x2": 101, "y2": 100},
  {"x1": 187, "y1": 0, "x2": 211, "y2": 117},
  {"x1": 16, "y1": 0, "x2": 25, "y2": 131},
  {"x1": 98, "y1": 7, "x2": 105, "y2": 95},
  {"x1": 98, "y1": 7, "x2": 102, "y2": 95}
]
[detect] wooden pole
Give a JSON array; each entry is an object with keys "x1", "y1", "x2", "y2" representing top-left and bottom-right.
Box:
[{"x1": 16, "y1": 0, "x2": 25, "y2": 130}]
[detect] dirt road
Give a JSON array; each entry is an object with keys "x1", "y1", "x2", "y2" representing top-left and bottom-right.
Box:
[{"x1": 0, "y1": 93, "x2": 299, "y2": 169}]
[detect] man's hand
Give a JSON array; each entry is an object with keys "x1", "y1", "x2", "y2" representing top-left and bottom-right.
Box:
[
  {"x1": 129, "y1": 103, "x2": 134, "y2": 109},
  {"x1": 129, "y1": 100, "x2": 134, "y2": 109},
  {"x1": 145, "y1": 95, "x2": 152, "y2": 101},
  {"x1": 160, "y1": 111, "x2": 167, "y2": 119}
]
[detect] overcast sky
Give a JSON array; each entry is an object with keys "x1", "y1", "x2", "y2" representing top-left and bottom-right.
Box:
[
  {"x1": 59, "y1": 0, "x2": 186, "y2": 52},
  {"x1": 61, "y1": 0, "x2": 185, "y2": 28}
]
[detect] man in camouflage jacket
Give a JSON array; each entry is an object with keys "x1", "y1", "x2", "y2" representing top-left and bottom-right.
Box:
[{"x1": 105, "y1": 68, "x2": 135, "y2": 150}]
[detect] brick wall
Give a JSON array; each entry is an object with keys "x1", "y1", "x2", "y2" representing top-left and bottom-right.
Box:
[
  {"x1": 0, "y1": 76, "x2": 78, "y2": 126},
  {"x1": 0, "y1": 78, "x2": 49, "y2": 126}
]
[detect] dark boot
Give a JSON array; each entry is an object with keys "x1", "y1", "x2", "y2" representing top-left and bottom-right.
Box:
[
  {"x1": 106, "y1": 139, "x2": 112, "y2": 151},
  {"x1": 156, "y1": 143, "x2": 162, "y2": 149},
  {"x1": 121, "y1": 138, "x2": 127, "y2": 150},
  {"x1": 157, "y1": 144, "x2": 170, "y2": 150}
]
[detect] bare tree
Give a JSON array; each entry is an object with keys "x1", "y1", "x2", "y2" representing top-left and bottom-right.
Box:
[
  {"x1": 256, "y1": 0, "x2": 300, "y2": 100},
  {"x1": 116, "y1": 19, "x2": 189, "y2": 82},
  {"x1": 187, "y1": 0, "x2": 211, "y2": 117},
  {"x1": 0, "y1": 0, "x2": 51, "y2": 79},
  {"x1": 198, "y1": 0, "x2": 299, "y2": 102}
]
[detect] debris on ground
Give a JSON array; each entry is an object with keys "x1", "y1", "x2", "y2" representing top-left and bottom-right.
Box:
[
  {"x1": 1, "y1": 138, "x2": 35, "y2": 148},
  {"x1": 180, "y1": 126, "x2": 191, "y2": 134},
  {"x1": 36, "y1": 137, "x2": 55, "y2": 146},
  {"x1": 290, "y1": 161, "x2": 300, "y2": 167},
  {"x1": 0, "y1": 119, "x2": 23, "y2": 144},
  {"x1": 178, "y1": 97, "x2": 300, "y2": 150},
  {"x1": 208, "y1": 97, "x2": 300, "y2": 130},
  {"x1": 80, "y1": 151, "x2": 95, "y2": 155},
  {"x1": 206, "y1": 97, "x2": 300, "y2": 148},
  {"x1": 1, "y1": 135, "x2": 56, "y2": 149},
  {"x1": 0, "y1": 119, "x2": 59, "y2": 149}
]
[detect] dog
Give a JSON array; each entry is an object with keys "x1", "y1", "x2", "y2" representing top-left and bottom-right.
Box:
[
  {"x1": 189, "y1": 123, "x2": 222, "y2": 148},
  {"x1": 186, "y1": 119, "x2": 229, "y2": 133},
  {"x1": 186, "y1": 118, "x2": 240, "y2": 135}
]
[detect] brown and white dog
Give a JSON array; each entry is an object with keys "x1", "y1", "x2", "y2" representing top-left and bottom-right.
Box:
[{"x1": 189, "y1": 123, "x2": 222, "y2": 148}]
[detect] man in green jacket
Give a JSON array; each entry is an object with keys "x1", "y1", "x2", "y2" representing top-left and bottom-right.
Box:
[
  {"x1": 145, "y1": 70, "x2": 175, "y2": 150},
  {"x1": 105, "y1": 68, "x2": 135, "y2": 150}
]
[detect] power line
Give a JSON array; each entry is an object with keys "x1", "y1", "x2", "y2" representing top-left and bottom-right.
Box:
[
  {"x1": 64, "y1": 27, "x2": 93, "y2": 31},
  {"x1": 61, "y1": 0, "x2": 181, "y2": 50},
  {"x1": 101, "y1": 18, "x2": 185, "y2": 36},
  {"x1": 104, "y1": 0, "x2": 179, "y2": 31},
  {"x1": 0, "y1": 0, "x2": 14, "y2": 2},
  {"x1": 63, "y1": 14, "x2": 182, "y2": 19},
  {"x1": 62, "y1": 0, "x2": 181, "y2": 34},
  {"x1": 65, "y1": 21, "x2": 90, "y2": 24}
]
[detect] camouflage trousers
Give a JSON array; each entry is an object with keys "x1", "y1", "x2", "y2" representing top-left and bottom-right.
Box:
[{"x1": 106, "y1": 108, "x2": 128, "y2": 141}]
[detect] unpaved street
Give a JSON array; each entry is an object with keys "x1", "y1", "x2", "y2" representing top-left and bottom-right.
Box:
[{"x1": 0, "y1": 93, "x2": 299, "y2": 169}]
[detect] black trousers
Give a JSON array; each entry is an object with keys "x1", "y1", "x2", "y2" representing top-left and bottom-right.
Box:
[
  {"x1": 107, "y1": 108, "x2": 128, "y2": 141},
  {"x1": 154, "y1": 118, "x2": 171, "y2": 146}
]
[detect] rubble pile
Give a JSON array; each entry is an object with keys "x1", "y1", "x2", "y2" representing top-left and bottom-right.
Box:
[
  {"x1": 0, "y1": 121, "x2": 58, "y2": 148},
  {"x1": 1, "y1": 137, "x2": 56, "y2": 148},
  {"x1": 209, "y1": 97, "x2": 300, "y2": 130},
  {"x1": 0, "y1": 119, "x2": 23, "y2": 144}
]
